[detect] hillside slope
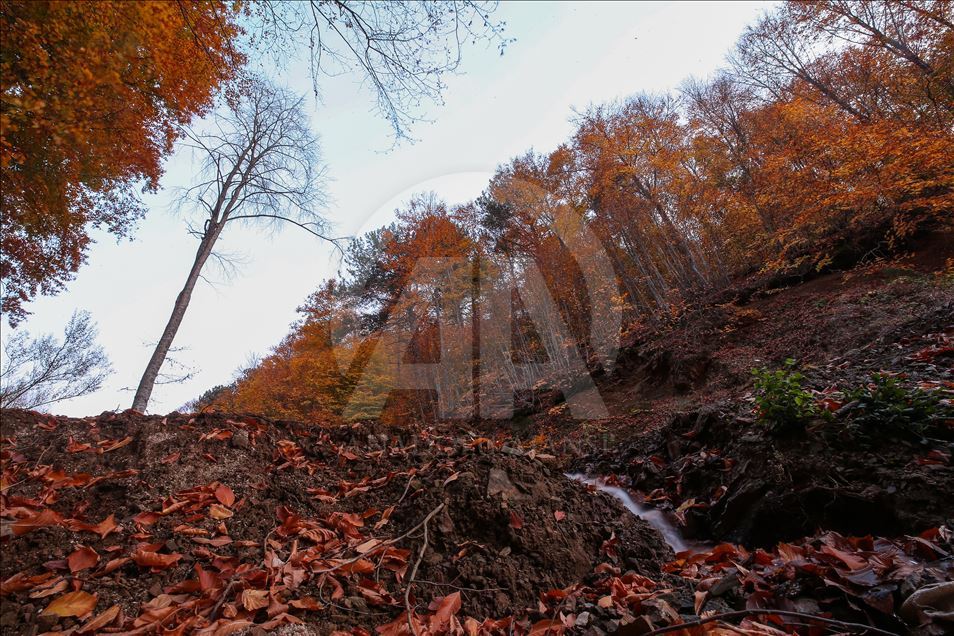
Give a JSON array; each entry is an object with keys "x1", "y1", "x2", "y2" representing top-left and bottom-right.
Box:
[{"x1": 2, "y1": 234, "x2": 953, "y2": 635}]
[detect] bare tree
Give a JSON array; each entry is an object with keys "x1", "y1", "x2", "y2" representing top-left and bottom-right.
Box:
[
  {"x1": 131, "y1": 79, "x2": 329, "y2": 412},
  {"x1": 1, "y1": 311, "x2": 112, "y2": 410},
  {"x1": 251, "y1": 1, "x2": 512, "y2": 141}
]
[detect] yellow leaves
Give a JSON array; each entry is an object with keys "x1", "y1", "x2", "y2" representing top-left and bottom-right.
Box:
[{"x1": 42, "y1": 590, "x2": 97, "y2": 618}]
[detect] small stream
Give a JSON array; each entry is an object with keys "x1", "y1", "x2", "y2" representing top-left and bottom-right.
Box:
[{"x1": 567, "y1": 473, "x2": 705, "y2": 554}]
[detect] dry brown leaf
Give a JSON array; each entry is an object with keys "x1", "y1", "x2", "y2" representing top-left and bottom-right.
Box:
[
  {"x1": 209, "y1": 504, "x2": 233, "y2": 520},
  {"x1": 68, "y1": 546, "x2": 99, "y2": 573},
  {"x1": 241, "y1": 589, "x2": 269, "y2": 611},
  {"x1": 214, "y1": 484, "x2": 235, "y2": 507},
  {"x1": 77, "y1": 604, "x2": 120, "y2": 633},
  {"x1": 43, "y1": 590, "x2": 97, "y2": 617}
]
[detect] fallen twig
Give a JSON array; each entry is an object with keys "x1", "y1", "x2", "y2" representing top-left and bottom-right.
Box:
[
  {"x1": 643, "y1": 609, "x2": 898, "y2": 636},
  {"x1": 404, "y1": 502, "x2": 445, "y2": 635},
  {"x1": 309, "y1": 502, "x2": 446, "y2": 576}
]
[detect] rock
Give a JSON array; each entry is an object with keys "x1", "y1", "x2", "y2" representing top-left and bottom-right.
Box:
[
  {"x1": 501, "y1": 445, "x2": 525, "y2": 457},
  {"x1": 575, "y1": 611, "x2": 592, "y2": 627},
  {"x1": 231, "y1": 430, "x2": 250, "y2": 449},
  {"x1": 487, "y1": 467, "x2": 520, "y2": 500},
  {"x1": 709, "y1": 568, "x2": 740, "y2": 596}
]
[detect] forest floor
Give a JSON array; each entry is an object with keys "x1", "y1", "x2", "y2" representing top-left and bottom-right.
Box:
[{"x1": 2, "y1": 231, "x2": 953, "y2": 635}]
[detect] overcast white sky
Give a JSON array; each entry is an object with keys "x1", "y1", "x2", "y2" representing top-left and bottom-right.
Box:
[{"x1": 10, "y1": 1, "x2": 773, "y2": 416}]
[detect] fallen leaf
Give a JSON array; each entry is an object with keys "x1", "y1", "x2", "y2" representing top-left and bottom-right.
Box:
[
  {"x1": 29, "y1": 578, "x2": 68, "y2": 599},
  {"x1": 12, "y1": 509, "x2": 62, "y2": 536},
  {"x1": 101, "y1": 436, "x2": 132, "y2": 453},
  {"x1": 288, "y1": 596, "x2": 323, "y2": 611},
  {"x1": 509, "y1": 511, "x2": 524, "y2": 530},
  {"x1": 356, "y1": 539, "x2": 382, "y2": 554},
  {"x1": 554, "y1": 510, "x2": 566, "y2": 521},
  {"x1": 215, "y1": 484, "x2": 235, "y2": 507},
  {"x1": 43, "y1": 590, "x2": 97, "y2": 617},
  {"x1": 209, "y1": 504, "x2": 233, "y2": 520},
  {"x1": 68, "y1": 546, "x2": 99, "y2": 573},
  {"x1": 429, "y1": 591, "x2": 461, "y2": 630},
  {"x1": 242, "y1": 589, "x2": 269, "y2": 611},
  {"x1": 77, "y1": 604, "x2": 120, "y2": 633},
  {"x1": 131, "y1": 550, "x2": 181, "y2": 570}
]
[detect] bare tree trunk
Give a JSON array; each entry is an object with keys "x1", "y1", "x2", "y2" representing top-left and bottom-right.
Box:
[{"x1": 131, "y1": 228, "x2": 219, "y2": 412}]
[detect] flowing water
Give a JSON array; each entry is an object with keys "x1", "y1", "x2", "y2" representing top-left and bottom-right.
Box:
[{"x1": 566, "y1": 473, "x2": 704, "y2": 553}]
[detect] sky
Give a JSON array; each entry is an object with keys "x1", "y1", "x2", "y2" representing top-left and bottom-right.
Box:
[{"x1": 9, "y1": 1, "x2": 773, "y2": 416}]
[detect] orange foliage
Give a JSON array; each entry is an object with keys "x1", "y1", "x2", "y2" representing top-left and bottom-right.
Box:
[
  {"x1": 205, "y1": 0, "x2": 953, "y2": 423},
  {"x1": 1, "y1": 0, "x2": 244, "y2": 324}
]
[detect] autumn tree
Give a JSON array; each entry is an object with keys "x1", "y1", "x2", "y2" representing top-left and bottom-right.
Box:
[
  {"x1": 131, "y1": 80, "x2": 328, "y2": 413},
  {"x1": 0, "y1": 0, "x2": 244, "y2": 325},
  {"x1": 0, "y1": 311, "x2": 111, "y2": 410}
]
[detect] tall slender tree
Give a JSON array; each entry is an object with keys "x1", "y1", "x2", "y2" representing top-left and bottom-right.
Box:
[{"x1": 131, "y1": 80, "x2": 328, "y2": 412}]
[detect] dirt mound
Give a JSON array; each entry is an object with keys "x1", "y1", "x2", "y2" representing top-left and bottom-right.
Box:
[{"x1": 0, "y1": 409, "x2": 671, "y2": 634}]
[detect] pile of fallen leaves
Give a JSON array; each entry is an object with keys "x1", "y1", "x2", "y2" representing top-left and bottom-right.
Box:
[
  {"x1": 0, "y1": 409, "x2": 672, "y2": 635},
  {"x1": 663, "y1": 529, "x2": 954, "y2": 635}
]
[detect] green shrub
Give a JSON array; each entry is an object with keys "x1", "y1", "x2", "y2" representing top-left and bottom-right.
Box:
[
  {"x1": 841, "y1": 374, "x2": 942, "y2": 434},
  {"x1": 751, "y1": 359, "x2": 818, "y2": 430}
]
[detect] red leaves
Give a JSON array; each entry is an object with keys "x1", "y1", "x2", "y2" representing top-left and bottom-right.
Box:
[
  {"x1": 131, "y1": 549, "x2": 182, "y2": 570},
  {"x1": 12, "y1": 508, "x2": 63, "y2": 536},
  {"x1": 428, "y1": 591, "x2": 461, "y2": 631},
  {"x1": 209, "y1": 504, "x2": 234, "y2": 520},
  {"x1": 68, "y1": 546, "x2": 99, "y2": 573},
  {"x1": 67, "y1": 513, "x2": 118, "y2": 539},
  {"x1": 553, "y1": 510, "x2": 566, "y2": 522},
  {"x1": 77, "y1": 604, "x2": 120, "y2": 633},
  {"x1": 241, "y1": 589, "x2": 269, "y2": 611},
  {"x1": 509, "y1": 510, "x2": 524, "y2": 530},
  {"x1": 215, "y1": 484, "x2": 235, "y2": 507}
]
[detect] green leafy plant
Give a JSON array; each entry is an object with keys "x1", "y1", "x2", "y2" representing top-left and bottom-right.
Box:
[
  {"x1": 751, "y1": 359, "x2": 818, "y2": 430},
  {"x1": 841, "y1": 374, "x2": 943, "y2": 434}
]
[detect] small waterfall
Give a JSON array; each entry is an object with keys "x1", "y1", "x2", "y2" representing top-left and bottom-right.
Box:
[{"x1": 566, "y1": 473, "x2": 701, "y2": 553}]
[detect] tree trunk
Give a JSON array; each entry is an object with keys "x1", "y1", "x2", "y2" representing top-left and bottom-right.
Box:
[{"x1": 131, "y1": 229, "x2": 219, "y2": 412}]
